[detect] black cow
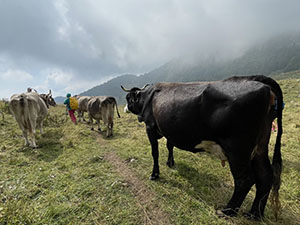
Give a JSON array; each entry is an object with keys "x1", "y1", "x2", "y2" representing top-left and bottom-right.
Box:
[{"x1": 121, "y1": 76, "x2": 283, "y2": 220}]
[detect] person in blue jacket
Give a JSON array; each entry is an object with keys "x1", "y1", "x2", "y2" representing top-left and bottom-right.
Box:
[{"x1": 64, "y1": 93, "x2": 77, "y2": 124}]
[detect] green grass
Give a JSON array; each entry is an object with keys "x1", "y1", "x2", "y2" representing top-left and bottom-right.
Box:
[
  {"x1": 271, "y1": 70, "x2": 300, "y2": 80},
  {"x1": 0, "y1": 77, "x2": 299, "y2": 225}
]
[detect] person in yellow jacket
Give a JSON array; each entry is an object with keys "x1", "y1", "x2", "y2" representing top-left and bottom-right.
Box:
[{"x1": 64, "y1": 93, "x2": 77, "y2": 124}]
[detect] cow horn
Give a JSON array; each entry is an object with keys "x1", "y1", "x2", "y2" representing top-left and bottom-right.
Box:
[
  {"x1": 121, "y1": 85, "x2": 130, "y2": 92},
  {"x1": 49, "y1": 89, "x2": 52, "y2": 95},
  {"x1": 141, "y1": 84, "x2": 150, "y2": 90}
]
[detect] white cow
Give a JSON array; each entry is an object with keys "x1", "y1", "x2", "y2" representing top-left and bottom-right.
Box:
[
  {"x1": 9, "y1": 92, "x2": 49, "y2": 148},
  {"x1": 87, "y1": 96, "x2": 120, "y2": 137}
]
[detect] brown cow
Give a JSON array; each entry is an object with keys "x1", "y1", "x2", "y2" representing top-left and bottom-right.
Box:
[{"x1": 87, "y1": 96, "x2": 120, "y2": 137}]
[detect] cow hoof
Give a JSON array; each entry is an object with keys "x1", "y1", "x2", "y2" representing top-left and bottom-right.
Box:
[
  {"x1": 216, "y1": 207, "x2": 238, "y2": 218},
  {"x1": 149, "y1": 173, "x2": 159, "y2": 180},
  {"x1": 242, "y1": 212, "x2": 261, "y2": 221},
  {"x1": 166, "y1": 160, "x2": 175, "y2": 168}
]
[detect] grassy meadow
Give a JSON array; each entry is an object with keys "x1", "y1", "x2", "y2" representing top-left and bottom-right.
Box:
[{"x1": 0, "y1": 78, "x2": 300, "y2": 225}]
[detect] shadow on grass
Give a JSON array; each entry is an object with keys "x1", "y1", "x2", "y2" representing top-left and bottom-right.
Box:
[
  {"x1": 22, "y1": 129, "x2": 64, "y2": 162},
  {"x1": 163, "y1": 161, "x2": 231, "y2": 207},
  {"x1": 165, "y1": 162, "x2": 297, "y2": 224}
]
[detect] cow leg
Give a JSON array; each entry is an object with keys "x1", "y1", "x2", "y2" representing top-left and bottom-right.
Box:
[
  {"x1": 90, "y1": 120, "x2": 95, "y2": 131},
  {"x1": 39, "y1": 122, "x2": 43, "y2": 134},
  {"x1": 105, "y1": 114, "x2": 113, "y2": 137},
  {"x1": 106, "y1": 123, "x2": 110, "y2": 137},
  {"x1": 107, "y1": 121, "x2": 113, "y2": 137},
  {"x1": 29, "y1": 125, "x2": 37, "y2": 148},
  {"x1": 18, "y1": 123, "x2": 30, "y2": 146},
  {"x1": 242, "y1": 122, "x2": 274, "y2": 220},
  {"x1": 87, "y1": 117, "x2": 92, "y2": 124},
  {"x1": 22, "y1": 130, "x2": 30, "y2": 146},
  {"x1": 31, "y1": 135, "x2": 37, "y2": 148},
  {"x1": 217, "y1": 155, "x2": 255, "y2": 217},
  {"x1": 166, "y1": 141, "x2": 175, "y2": 168},
  {"x1": 78, "y1": 110, "x2": 82, "y2": 122},
  {"x1": 89, "y1": 113, "x2": 94, "y2": 129},
  {"x1": 147, "y1": 127, "x2": 160, "y2": 180},
  {"x1": 97, "y1": 120, "x2": 101, "y2": 132},
  {"x1": 82, "y1": 112, "x2": 86, "y2": 122},
  {"x1": 245, "y1": 142, "x2": 273, "y2": 220},
  {"x1": 243, "y1": 152, "x2": 273, "y2": 220}
]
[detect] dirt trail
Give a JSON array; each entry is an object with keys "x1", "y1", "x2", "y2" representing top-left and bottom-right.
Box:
[{"x1": 96, "y1": 136, "x2": 172, "y2": 225}]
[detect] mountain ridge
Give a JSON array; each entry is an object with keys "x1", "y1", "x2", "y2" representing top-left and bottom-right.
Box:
[{"x1": 54, "y1": 31, "x2": 300, "y2": 104}]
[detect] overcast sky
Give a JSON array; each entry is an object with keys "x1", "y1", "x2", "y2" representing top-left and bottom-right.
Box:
[{"x1": 1, "y1": 0, "x2": 300, "y2": 98}]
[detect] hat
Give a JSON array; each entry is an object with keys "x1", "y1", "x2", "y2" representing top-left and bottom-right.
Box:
[{"x1": 66, "y1": 93, "x2": 71, "y2": 98}]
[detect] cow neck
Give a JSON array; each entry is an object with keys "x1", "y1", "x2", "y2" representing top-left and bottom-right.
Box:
[
  {"x1": 138, "y1": 88, "x2": 158, "y2": 123},
  {"x1": 40, "y1": 95, "x2": 49, "y2": 108}
]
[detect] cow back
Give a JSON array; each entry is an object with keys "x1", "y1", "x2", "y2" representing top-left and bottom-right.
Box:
[
  {"x1": 78, "y1": 96, "x2": 91, "y2": 112},
  {"x1": 87, "y1": 97, "x2": 102, "y2": 120},
  {"x1": 150, "y1": 81, "x2": 271, "y2": 149}
]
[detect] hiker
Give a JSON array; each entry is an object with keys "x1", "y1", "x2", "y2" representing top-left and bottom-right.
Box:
[{"x1": 64, "y1": 93, "x2": 77, "y2": 124}]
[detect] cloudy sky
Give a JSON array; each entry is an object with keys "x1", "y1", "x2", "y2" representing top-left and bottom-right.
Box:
[{"x1": 1, "y1": 0, "x2": 300, "y2": 98}]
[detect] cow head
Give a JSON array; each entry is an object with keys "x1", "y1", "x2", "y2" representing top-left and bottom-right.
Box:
[
  {"x1": 121, "y1": 84, "x2": 149, "y2": 115},
  {"x1": 40, "y1": 90, "x2": 57, "y2": 108}
]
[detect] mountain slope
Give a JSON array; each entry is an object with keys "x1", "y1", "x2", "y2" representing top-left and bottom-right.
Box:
[{"x1": 80, "y1": 31, "x2": 300, "y2": 104}]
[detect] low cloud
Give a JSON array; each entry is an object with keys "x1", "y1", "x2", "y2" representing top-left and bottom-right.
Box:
[
  {"x1": 1, "y1": 69, "x2": 33, "y2": 82},
  {"x1": 1, "y1": 0, "x2": 300, "y2": 98}
]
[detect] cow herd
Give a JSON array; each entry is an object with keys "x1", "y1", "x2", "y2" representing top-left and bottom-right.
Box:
[
  {"x1": 8, "y1": 89, "x2": 121, "y2": 147},
  {"x1": 8, "y1": 75, "x2": 284, "y2": 221},
  {"x1": 76, "y1": 95, "x2": 120, "y2": 137}
]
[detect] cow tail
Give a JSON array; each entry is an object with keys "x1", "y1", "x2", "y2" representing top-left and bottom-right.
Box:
[
  {"x1": 20, "y1": 95, "x2": 25, "y2": 107},
  {"x1": 270, "y1": 85, "x2": 283, "y2": 221},
  {"x1": 248, "y1": 75, "x2": 283, "y2": 220},
  {"x1": 114, "y1": 99, "x2": 121, "y2": 118},
  {"x1": 19, "y1": 95, "x2": 31, "y2": 132}
]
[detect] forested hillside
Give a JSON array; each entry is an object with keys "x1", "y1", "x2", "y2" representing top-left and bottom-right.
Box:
[{"x1": 78, "y1": 31, "x2": 300, "y2": 104}]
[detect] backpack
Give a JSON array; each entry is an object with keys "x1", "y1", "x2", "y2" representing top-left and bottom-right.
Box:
[{"x1": 69, "y1": 97, "x2": 78, "y2": 110}]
